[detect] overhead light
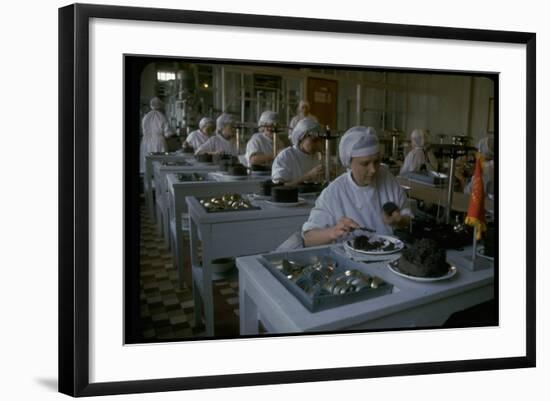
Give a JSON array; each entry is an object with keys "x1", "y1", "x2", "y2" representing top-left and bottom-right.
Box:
[{"x1": 203, "y1": 83, "x2": 209, "y2": 88}]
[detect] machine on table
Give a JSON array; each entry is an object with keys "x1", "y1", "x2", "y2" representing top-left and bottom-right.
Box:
[
  {"x1": 431, "y1": 139, "x2": 477, "y2": 224},
  {"x1": 318, "y1": 126, "x2": 342, "y2": 184},
  {"x1": 395, "y1": 138, "x2": 492, "y2": 251}
]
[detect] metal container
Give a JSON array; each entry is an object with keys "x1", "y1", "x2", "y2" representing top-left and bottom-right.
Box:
[{"x1": 259, "y1": 247, "x2": 394, "y2": 312}]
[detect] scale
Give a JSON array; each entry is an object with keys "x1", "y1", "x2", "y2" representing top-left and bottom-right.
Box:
[
  {"x1": 431, "y1": 140, "x2": 477, "y2": 224},
  {"x1": 318, "y1": 126, "x2": 341, "y2": 183}
]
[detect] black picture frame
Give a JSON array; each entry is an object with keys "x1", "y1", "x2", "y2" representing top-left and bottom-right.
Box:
[{"x1": 59, "y1": 3, "x2": 536, "y2": 397}]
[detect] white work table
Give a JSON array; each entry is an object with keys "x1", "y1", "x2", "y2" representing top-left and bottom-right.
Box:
[
  {"x1": 236, "y1": 245, "x2": 494, "y2": 335},
  {"x1": 186, "y1": 194, "x2": 317, "y2": 337},
  {"x1": 152, "y1": 160, "x2": 220, "y2": 245},
  {"x1": 143, "y1": 152, "x2": 197, "y2": 221},
  {"x1": 166, "y1": 173, "x2": 268, "y2": 283}
]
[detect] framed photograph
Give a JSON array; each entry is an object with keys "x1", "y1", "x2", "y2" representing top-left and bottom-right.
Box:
[{"x1": 59, "y1": 3, "x2": 536, "y2": 397}]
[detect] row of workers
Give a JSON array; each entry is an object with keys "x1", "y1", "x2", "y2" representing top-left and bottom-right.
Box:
[{"x1": 140, "y1": 97, "x2": 493, "y2": 196}]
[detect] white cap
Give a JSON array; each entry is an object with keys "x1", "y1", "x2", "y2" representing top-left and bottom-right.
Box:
[
  {"x1": 290, "y1": 117, "x2": 321, "y2": 146},
  {"x1": 216, "y1": 113, "x2": 236, "y2": 133},
  {"x1": 258, "y1": 111, "x2": 278, "y2": 127},
  {"x1": 150, "y1": 97, "x2": 163, "y2": 110},
  {"x1": 199, "y1": 117, "x2": 215, "y2": 130},
  {"x1": 410, "y1": 128, "x2": 427, "y2": 148},
  {"x1": 339, "y1": 126, "x2": 380, "y2": 168}
]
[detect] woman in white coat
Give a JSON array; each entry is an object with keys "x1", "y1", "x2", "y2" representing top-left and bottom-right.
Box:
[
  {"x1": 195, "y1": 113, "x2": 238, "y2": 156},
  {"x1": 183, "y1": 117, "x2": 215, "y2": 151},
  {"x1": 302, "y1": 126, "x2": 412, "y2": 247},
  {"x1": 140, "y1": 97, "x2": 174, "y2": 172},
  {"x1": 245, "y1": 111, "x2": 279, "y2": 167},
  {"x1": 399, "y1": 128, "x2": 438, "y2": 175},
  {"x1": 271, "y1": 117, "x2": 324, "y2": 186}
]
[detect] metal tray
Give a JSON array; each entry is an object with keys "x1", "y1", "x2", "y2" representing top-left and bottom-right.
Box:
[
  {"x1": 198, "y1": 196, "x2": 260, "y2": 213},
  {"x1": 259, "y1": 247, "x2": 394, "y2": 312}
]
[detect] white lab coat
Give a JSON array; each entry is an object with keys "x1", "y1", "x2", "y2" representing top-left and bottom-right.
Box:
[
  {"x1": 245, "y1": 132, "x2": 273, "y2": 166},
  {"x1": 399, "y1": 147, "x2": 438, "y2": 175},
  {"x1": 185, "y1": 129, "x2": 209, "y2": 150},
  {"x1": 271, "y1": 145, "x2": 320, "y2": 183},
  {"x1": 302, "y1": 167, "x2": 412, "y2": 238},
  {"x1": 140, "y1": 110, "x2": 173, "y2": 173},
  {"x1": 195, "y1": 134, "x2": 237, "y2": 156}
]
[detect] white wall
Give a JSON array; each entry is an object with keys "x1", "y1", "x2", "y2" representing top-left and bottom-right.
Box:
[
  {"x1": 141, "y1": 62, "x2": 158, "y2": 106},
  {"x1": 471, "y1": 77, "x2": 495, "y2": 140},
  {"x1": 1, "y1": 1, "x2": 546, "y2": 401}
]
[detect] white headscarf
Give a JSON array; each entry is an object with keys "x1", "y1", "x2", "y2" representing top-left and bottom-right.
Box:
[
  {"x1": 290, "y1": 117, "x2": 321, "y2": 146},
  {"x1": 410, "y1": 128, "x2": 427, "y2": 148},
  {"x1": 258, "y1": 111, "x2": 278, "y2": 127},
  {"x1": 477, "y1": 136, "x2": 494, "y2": 160},
  {"x1": 338, "y1": 126, "x2": 380, "y2": 168},
  {"x1": 216, "y1": 113, "x2": 236, "y2": 134},
  {"x1": 150, "y1": 97, "x2": 163, "y2": 111},
  {"x1": 198, "y1": 117, "x2": 215, "y2": 130}
]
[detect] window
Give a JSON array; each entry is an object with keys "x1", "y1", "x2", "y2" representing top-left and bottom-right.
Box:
[{"x1": 157, "y1": 71, "x2": 175, "y2": 81}]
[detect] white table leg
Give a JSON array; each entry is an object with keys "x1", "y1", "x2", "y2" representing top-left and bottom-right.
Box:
[
  {"x1": 200, "y1": 234, "x2": 215, "y2": 337},
  {"x1": 175, "y1": 197, "x2": 185, "y2": 288},
  {"x1": 188, "y1": 217, "x2": 203, "y2": 327},
  {"x1": 239, "y1": 275, "x2": 259, "y2": 335}
]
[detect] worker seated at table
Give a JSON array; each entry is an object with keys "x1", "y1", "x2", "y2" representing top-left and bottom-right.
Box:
[
  {"x1": 399, "y1": 128, "x2": 439, "y2": 175},
  {"x1": 464, "y1": 136, "x2": 495, "y2": 198},
  {"x1": 302, "y1": 126, "x2": 413, "y2": 247},
  {"x1": 194, "y1": 113, "x2": 238, "y2": 156},
  {"x1": 182, "y1": 117, "x2": 215, "y2": 151},
  {"x1": 271, "y1": 117, "x2": 324, "y2": 186},
  {"x1": 245, "y1": 111, "x2": 280, "y2": 167}
]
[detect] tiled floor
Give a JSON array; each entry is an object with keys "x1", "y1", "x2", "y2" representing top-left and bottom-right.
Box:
[{"x1": 139, "y1": 201, "x2": 240, "y2": 340}]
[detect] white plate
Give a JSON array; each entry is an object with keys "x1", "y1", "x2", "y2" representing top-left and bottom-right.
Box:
[
  {"x1": 344, "y1": 235, "x2": 404, "y2": 255},
  {"x1": 476, "y1": 245, "x2": 494, "y2": 261},
  {"x1": 264, "y1": 197, "x2": 307, "y2": 207},
  {"x1": 387, "y1": 260, "x2": 457, "y2": 282}
]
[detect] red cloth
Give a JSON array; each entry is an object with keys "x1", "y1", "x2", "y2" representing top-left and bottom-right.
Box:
[{"x1": 465, "y1": 153, "x2": 486, "y2": 240}]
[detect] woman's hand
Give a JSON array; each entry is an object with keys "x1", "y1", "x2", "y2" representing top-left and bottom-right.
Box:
[
  {"x1": 304, "y1": 164, "x2": 323, "y2": 182},
  {"x1": 329, "y1": 217, "x2": 359, "y2": 241},
  {"x1": 303, "y1": 217, "x2": 360, "y2": 247}
]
